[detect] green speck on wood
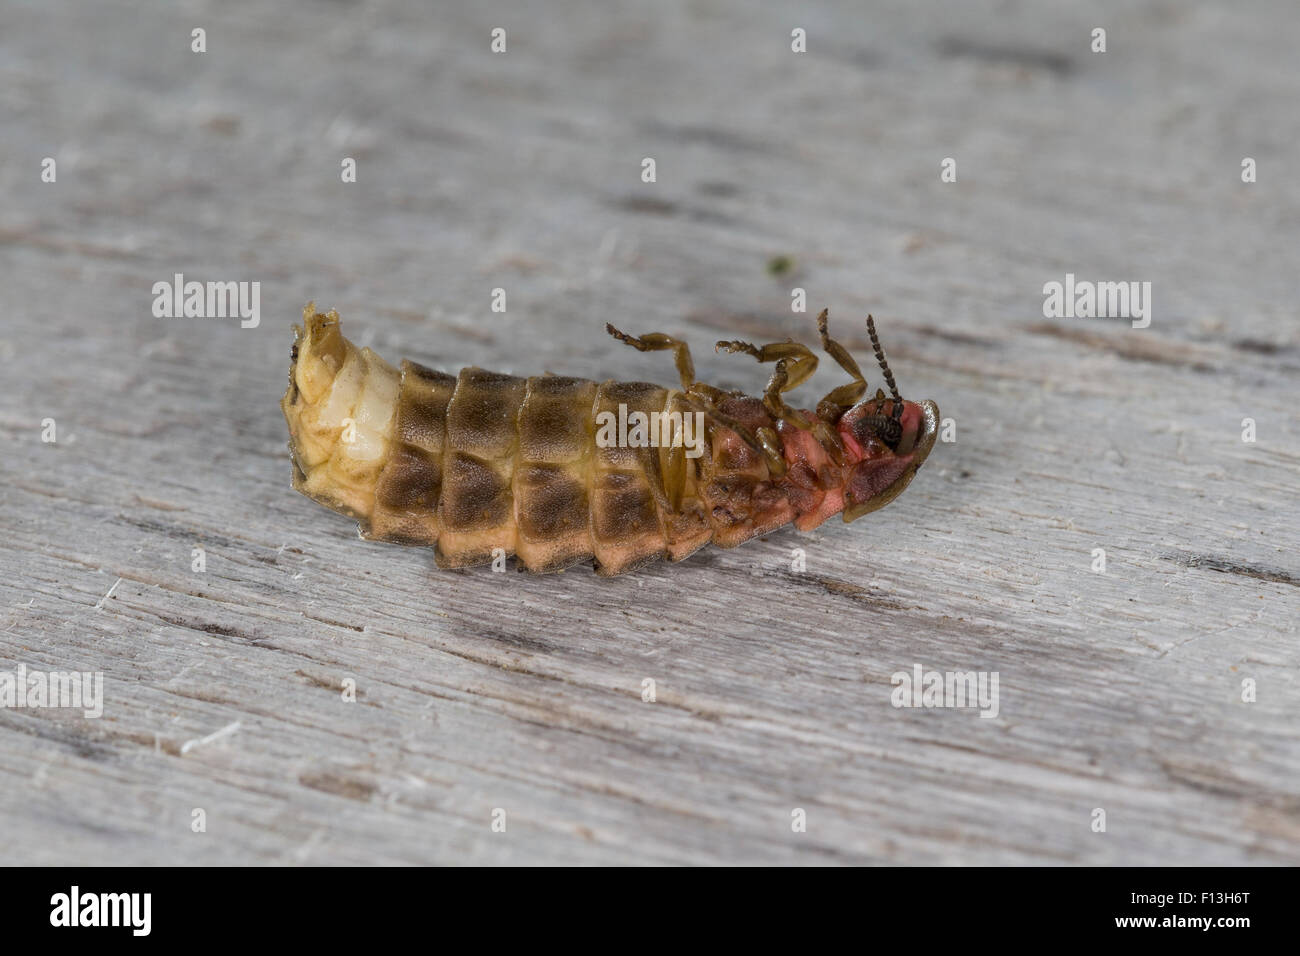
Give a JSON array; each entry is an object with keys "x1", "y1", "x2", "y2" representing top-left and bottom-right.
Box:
[{"x1": 766, "y1": 254, "x2": 794, "y2": 276}]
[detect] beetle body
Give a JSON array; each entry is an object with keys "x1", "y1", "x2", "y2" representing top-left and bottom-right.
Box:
[{"x1": 282, "y1": 304, "x2": 939, "y2": 575}]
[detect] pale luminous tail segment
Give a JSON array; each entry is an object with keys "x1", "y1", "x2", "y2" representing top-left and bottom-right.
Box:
[{"x1": 283, "y1": 304, "x2": 401, "y2": 520}]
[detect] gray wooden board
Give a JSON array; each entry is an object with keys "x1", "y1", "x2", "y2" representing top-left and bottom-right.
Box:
[{"x1": 1, "y1": 0, "x2": 1297, "y2": 865}]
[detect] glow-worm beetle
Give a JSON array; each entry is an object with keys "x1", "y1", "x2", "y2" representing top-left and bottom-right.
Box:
[{"x1": 281, "y1": 303, "x2": 940, "y2": 575}]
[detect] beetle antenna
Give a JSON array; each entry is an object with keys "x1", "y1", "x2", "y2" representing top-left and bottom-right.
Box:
[{"x1": 866, "y1": 315, "x2": 901, "y2": 403}]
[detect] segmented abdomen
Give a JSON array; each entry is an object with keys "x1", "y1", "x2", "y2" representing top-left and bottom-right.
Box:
[
  {"x1": 367, "y1": 363, "x2": 750, "y2": 574},
  {"x1": 283, "y1": 308, "x2": 849, "y2": 575}
]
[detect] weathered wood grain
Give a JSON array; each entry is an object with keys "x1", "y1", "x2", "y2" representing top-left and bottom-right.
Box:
[{"x1": 1, "y1": 0, "x2": 1297, "y2": 865}]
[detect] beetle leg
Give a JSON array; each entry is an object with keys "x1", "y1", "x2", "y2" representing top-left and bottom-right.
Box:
[
  {"x1": 714, "y1": 337, "x2": 819, "y2": 391},
  {"x1": 677, "y1": 391, "x2": 785, "y2": 474},
  {"x1": 686, "y1": 381, "x2": 731, "y2": 405},
  {"x1": 684, "y1": 382, "x2": 783, "y2": 463},
  {"x1": 605, "y1": 324, "x2": 697, "y2": 392},
  {"x1": 814, "y1": 308, "x2": 868, "y2": 418},
  {"x1": 714, "y1": 336, "x2": 849, "y2": 466},
  {"x1": 713, "y1": 335, "x2": 829, "y2": 470},
  {"x1": 761, "y1": 359, "x2": 846, "y2": 466},
  {"x1": 754, "y1": 425, "x2": 787, "y2": 478},
  {"x1": 660, "y1": 436, "x2": 687, "y2": 511},
  {"x1": 758, "y1": 358, "x2": 806, "y2": 428}
]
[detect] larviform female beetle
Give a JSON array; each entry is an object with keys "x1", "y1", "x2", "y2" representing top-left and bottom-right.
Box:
[{"x1": 281, "y1": 303, "x2": 940, "y2": 576}]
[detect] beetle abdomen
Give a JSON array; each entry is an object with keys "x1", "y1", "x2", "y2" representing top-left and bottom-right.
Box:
[
  {"x1": 367, "y1": 360, "x2": 456, "y2": 545},
  {"x1": 285, "y1": 307, "x2": 722, "y2": 574}
]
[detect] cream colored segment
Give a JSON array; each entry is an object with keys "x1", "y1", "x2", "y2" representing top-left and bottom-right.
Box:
[
  {"x1": 340, "y1": 427, "x2": 386, "y2": 463},
  {"x1": 293, "y1": 315, "x2": 347, "y2": 405},
  {"x1": 287, "y1": 315, "x2": 399, "y2": 519},
  {"x1": 314, "y1": 347, "x2": 403, "y2": 521},
  {"x1": 337, "y1": 349, "x2": 401, "y2": 464},
  {"x1": 291, "y1": 347, "x2": 363, "y2": 469},
  {"x1": 294, "y1": 348, "x2": 339, "y2": 405},
  {"x1": 300, "y1": 462, "x2": 367, "y2": 516},
  {"x1": 352, "y1": 349, "x2": 400, "y2": 433},
  {"x1": 291, "y1": 430, "x2": 334, "y2": 472},
  {"x1": 312, "y1": 347, "x2": 364, "y2": 430}
]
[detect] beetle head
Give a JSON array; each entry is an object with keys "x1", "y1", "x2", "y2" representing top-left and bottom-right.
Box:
[{"x1": 837, "y1": 395, "x2": 940, "y2": 521}]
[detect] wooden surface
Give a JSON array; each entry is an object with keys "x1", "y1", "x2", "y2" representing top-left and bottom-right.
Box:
[{"x1": 2, "y1": 0, "x2": 1297, "y2": 865}]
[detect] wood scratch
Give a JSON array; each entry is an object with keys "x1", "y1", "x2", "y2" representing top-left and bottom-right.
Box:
[
  {"x1": 93, "y1": 577, "x2": 122, "y2": 610},
  {"x1": 180, "y1": 721, "x2": 242, "y2": 755}
]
